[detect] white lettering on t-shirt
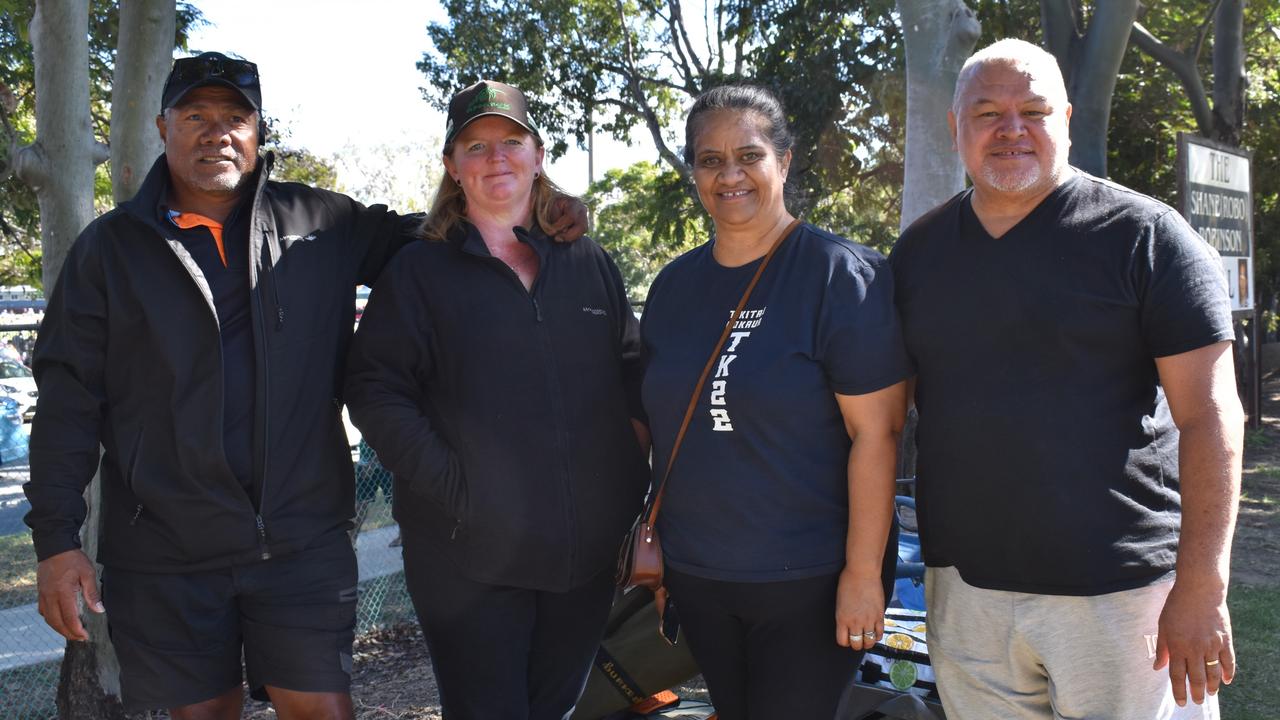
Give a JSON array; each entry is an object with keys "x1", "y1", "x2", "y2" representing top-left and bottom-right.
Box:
[
  {"x1": 710, "y1": 380, "x2": 727, "y2": 405},
  {"x1": 709, "y1": 307, "x2": 766, "y2": 432},
  {"x1": 714, "y1": 354, "x2": 737, "y2": 378}
]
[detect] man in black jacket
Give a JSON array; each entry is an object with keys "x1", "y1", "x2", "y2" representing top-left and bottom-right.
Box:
[{"x1": 24, "y1": 53, "x2": 584, "y2": 719}]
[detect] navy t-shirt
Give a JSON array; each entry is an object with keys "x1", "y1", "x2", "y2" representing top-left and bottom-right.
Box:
[
  {"x1": 641, "y1": 223, "x2": 910, "y2": 582},
  {"x1": 890, "y1": 171, "x2": 1234, "y2": 595}
]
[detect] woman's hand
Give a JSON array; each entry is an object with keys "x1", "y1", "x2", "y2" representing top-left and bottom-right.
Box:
[{"x1": 835, "y1": 567, "x2": 885, "y2": 652}]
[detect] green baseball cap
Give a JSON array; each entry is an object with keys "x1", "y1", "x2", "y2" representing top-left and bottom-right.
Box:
[{"x1": 444, "y1": 80, "x2": 540, "y2": 145}]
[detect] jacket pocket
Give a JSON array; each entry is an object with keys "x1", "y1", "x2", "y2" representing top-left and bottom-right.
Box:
[{"x1": 410, "y1": 446, "x2": 469, "y2": 531}]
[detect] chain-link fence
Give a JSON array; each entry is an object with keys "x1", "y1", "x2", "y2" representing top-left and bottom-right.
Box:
[{"x1": 0, "y1": 417, "x2": 412, "y2": 719}]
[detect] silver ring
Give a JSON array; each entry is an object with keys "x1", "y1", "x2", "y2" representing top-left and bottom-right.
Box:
[{"x1": 862, "y1": 631, "x2": 876, "y2": 639}]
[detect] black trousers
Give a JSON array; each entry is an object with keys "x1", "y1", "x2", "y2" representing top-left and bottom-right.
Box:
[
  {"x1": 664, "y1": 548, "x2": 896, "y2": 720},
  {"x1": 402, "y1": 532, "x2": 615, "y2": 720}
]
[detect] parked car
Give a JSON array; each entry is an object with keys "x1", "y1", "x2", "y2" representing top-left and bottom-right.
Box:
[
  {"x1": 0, "y1": 357, "x2": 36, "y2": 422},
  {"x1": 0, "y1": 395, "x2": 28, "y2": 464}
]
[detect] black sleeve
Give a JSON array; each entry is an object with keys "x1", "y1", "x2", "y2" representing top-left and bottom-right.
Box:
[
  {"x1": 24, "y1": 230, "x2": 110, "y2": 560},
  {"x1": 323, "y1": 190, "x2": 425, "y2": 288},
  {"x1": 343, "y1": 250, "x2": 467, "y2": 521},
  {"x1": 600, "y1": 246, "x2": 646, "y2": 424},
  {"x1": 1139, "y1": 210, "x2": 1235, "y2": 358}
]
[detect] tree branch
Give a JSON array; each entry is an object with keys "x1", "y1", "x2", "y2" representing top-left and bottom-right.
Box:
[
  {"x1": 1130, "y1": 22, "x2": 1214, "y2": 136},
  {"x1": 614, "y1": 0, "x2": 690, "y2": 181},
  {"x1": 1190, "y1": 0, "x2": 1227, "y2": 60},
  {"x1": 667, "y1": 0, "x2": 706, "y2": 84}
]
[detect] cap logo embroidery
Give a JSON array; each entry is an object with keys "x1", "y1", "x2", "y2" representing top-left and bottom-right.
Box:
[{"x1": 467, "y1": 87, "x2": 511, "y2": 113}]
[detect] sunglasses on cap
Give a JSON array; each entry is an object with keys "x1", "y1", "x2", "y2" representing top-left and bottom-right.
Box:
[{"x1": 168, "y1": 55, "x2": 258, "y2": 89}]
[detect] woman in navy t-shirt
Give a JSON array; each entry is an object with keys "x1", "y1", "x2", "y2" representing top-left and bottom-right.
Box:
[{"x1": 641, "y1": 85, "x2": 911, "y2": 719}]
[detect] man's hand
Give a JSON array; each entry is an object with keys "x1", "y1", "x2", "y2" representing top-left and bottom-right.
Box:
[
  {"x1": 36, "y1": 549, "x2": 104, "y2": 641},
  {"x1": 1154, "y1": 578, "x2": 1235, "y2": 706},
  {"x1": 546, "y1": 196, "x2": 589, "y2": 242}
]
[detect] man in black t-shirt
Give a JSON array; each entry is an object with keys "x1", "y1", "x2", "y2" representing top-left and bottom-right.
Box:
[{"x1": 891, "y1": 39, "x2": 1240, "y2": 719}]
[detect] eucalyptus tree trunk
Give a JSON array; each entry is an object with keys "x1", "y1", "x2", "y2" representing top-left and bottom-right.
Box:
[
  {"x1": 1040, "y1": 0, "x2": 1140, "y2": 177},
  {"x1": 897, "y1": 0, "x2": 980, "y2": 230},
  {"x1": 110, "y1": 0, "x2": 176, "y2": 202},
  {"x1": 12, "y1": 0, "x2": 106, "y2": 289},
  {"x1": 1211, "y1": 0, "x2": 1245, "y2": 146}
]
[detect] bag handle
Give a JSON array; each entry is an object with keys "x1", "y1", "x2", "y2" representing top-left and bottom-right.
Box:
[{"x1": 644, "y1": 217, "x2": 802, "y2": 526}]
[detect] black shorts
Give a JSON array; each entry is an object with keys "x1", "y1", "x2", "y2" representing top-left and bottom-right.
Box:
[{"x1": 102, "y1": 533, "x2": 358, "y2": 712}]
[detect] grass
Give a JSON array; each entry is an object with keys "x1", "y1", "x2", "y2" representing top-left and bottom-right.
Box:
[
  {"x1": 1219, "y1": 584, "x2": 1280, "y2": 720},
  {"x1": 1245, "y1": 427, "x2": 1274, "y2": 450},
  {"x1": 0, "y1": 531, "x2": 37, "y2": 608}
]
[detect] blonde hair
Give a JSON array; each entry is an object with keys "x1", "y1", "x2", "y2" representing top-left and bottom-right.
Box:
[{"x1": 419, "y1": 138, "x2": 571, "y2": 242}]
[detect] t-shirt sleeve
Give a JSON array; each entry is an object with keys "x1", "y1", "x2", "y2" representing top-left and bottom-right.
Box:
[
  {"x1": 819, "y1": 252, "x2": 912, "y2": 395},
  {"x1": 1139, "y1": 210, "x2": 1235, "y2": 358}
]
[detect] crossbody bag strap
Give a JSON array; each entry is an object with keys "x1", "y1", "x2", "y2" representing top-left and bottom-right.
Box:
[{"x1": 645, "y1": 217, "x2": 802, "y2": 526}]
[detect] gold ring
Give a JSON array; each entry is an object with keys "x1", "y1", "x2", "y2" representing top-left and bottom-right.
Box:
[{"x1": 1206, "y1": 659, "x2": 1220, "y2": 667}]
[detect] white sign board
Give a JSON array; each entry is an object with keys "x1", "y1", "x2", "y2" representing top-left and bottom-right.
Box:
[{"x1": 1180, "y1": 135, "x2": 1253, "y2": 313}]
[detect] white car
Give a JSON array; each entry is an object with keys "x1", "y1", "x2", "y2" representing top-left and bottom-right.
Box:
[{"x1": 0, "y1": 357, "x2": 37, "y2": 422}]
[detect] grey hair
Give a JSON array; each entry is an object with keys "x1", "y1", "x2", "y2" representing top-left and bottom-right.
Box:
[{"x1": 953, "y1": 38, "x2": 1068, "y2": 113}]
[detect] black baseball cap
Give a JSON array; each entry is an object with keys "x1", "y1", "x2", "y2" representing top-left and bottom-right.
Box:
[
  {"x1": 444, "y1": 80, "x2": 539, "y2": 145},
  {"x1": 161, "y1": 52, "x2": 261, "y2": 112}
]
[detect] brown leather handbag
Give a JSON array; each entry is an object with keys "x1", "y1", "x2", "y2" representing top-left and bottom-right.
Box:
[{"x1": 617, "y1": 219, "x2": 801, "y2": 592}]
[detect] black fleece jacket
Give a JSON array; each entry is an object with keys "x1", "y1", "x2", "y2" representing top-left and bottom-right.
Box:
[
  {"x1": 344, "y1": 223, "x2": 649, "y2": 592},
  {"x1": 24, "y1": 153, "x2": 413, "y2": 571}
]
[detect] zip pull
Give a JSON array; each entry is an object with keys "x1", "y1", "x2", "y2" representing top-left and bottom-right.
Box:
[
  {"x1": 450, "y1": 520, "x2": 462, "y2": 540},
  {"x1": 533, "y1": 298, "x2": 543, "y2": 323},
  {"x1": 276, "y1": 306, "x2": 285, "y2": 331},
  {"x1": 129, "y1": 504, "x2": 143, "y2": 526},
  {"x1": 256, "y1": 514, "x2": 271, "y2": 559}
]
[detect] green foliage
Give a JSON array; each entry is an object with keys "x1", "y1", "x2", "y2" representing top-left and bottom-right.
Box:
[
  {"x1": 586, "y1": 161, "x2": 706, "y2": 300},
  {"x1": 265, "y1": 122, "x2": 340, "y2": 190},
  {"x1": 270, "y1": 146, "x2": 340, "y2": 190},
  {"x1": 421, "y1": 0, "x2": 904, "y2": 250}
]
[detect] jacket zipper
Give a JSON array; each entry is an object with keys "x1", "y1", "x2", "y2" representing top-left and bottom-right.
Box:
[
  {"x1": 253, "y1": 250, "x2": 273, "y2": 561},
  {"x1": 272, "y1": 274, "x2": 285, "y2": 331},
  {"x1": 248, "y1": 160, "x2": 274, "y2": 561},
  {"x1": 487, "y1": 243, "x2": 575, "y2": 584}
]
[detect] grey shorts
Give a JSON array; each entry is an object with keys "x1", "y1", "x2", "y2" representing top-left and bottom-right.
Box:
[
  {"x1": 102, "y1": 533, "x2": 358, "y2": 712},
  {"x1": 924, "y1": 566, "x2": 1219, "y2": 720}
]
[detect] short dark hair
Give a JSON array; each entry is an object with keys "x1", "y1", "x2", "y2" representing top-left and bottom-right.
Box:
[{"x1": 682, "y1": 84, "x2": 794, "y2": 166}]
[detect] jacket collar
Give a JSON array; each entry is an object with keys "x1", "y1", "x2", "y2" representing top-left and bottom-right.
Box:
[
  {"x1": 455, "y1": 220, "x2": 553, "y2": 261},
  {"x1": 121, "y1": 152, "x2": 274, "y2": 234}
]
